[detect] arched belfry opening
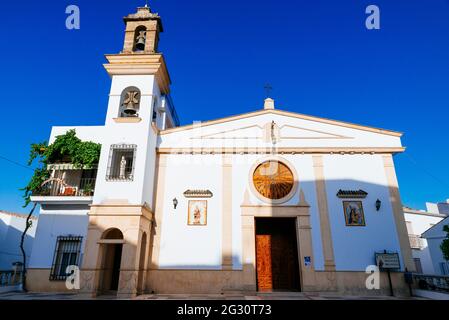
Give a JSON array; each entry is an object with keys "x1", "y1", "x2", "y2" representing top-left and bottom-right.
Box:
[
  {"x1": 99, "y1": 228, "x2": 124, "y2": 295},
  {"x1": 133, "y1": 26, "x2": 147, "y2": 52},
  {"x1": 119, "y1": 86, "x2": 141, "y2": 117}
]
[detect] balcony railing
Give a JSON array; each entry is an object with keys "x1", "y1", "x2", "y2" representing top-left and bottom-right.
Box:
[
  {"x1": 414, "y1": 274, "x2": 449, "y2": 293},
  {"x1": 33, "y1": 168, "x2": 97, "y2": 197},
  {"x1": 0, "y1": 270, "x2": 22, "y2": 287},
  {"x1": 409, "y1": 234, "x2": 425, "y2": 250}
]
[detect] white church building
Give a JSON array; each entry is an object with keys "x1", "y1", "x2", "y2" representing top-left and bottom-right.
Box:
[{"x1": 27, "y1": 6, "x2": 415, "y2": 297}]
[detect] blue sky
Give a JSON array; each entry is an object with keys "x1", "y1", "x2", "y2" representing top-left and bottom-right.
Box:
[{"x1": 0, "y1": 0, "x2": 448, "y2": 213}]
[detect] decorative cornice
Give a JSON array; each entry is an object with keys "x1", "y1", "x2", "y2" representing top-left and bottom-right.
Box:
[
  {"x1": 113, "y1": 117, "x2": 142, "y2": 123},
  {"x1": 103, "y1": 54, "x2": 171, "y2": 94},
  {"x1": 183, "y1": 190, "x2": 213, "y2": 198},
  {"x1": 156, "y1": 147, "x2": 406, "y2": 155},
  {"x1": 336, "y1": 189, "x2": 368, "y2": 199},
  {"x1": 160, "y1": 109, "x2": 403, "y2": 137}
]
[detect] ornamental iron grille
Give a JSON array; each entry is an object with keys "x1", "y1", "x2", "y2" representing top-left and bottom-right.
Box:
[
  {"x1": 106, "y1": 144, "x2": 137, "y2": 181},
  {"x1": 49, "y1": 236, "x2": 83, "y2": 281}
]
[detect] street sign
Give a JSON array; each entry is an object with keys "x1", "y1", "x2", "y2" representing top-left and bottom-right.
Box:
[{"x1": 375, "y1": 252, "x2": 401, "y2": 270}]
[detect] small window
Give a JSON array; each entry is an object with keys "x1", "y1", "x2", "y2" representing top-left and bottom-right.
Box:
[
  {"x1": 413, "y1": 258, "x2": 423, "y2": 274},
  {"x1": 440, "y1": 262, "x2": 449, "y2": 275},
  {"x1": 152, "y1": 110, "x2": 157, "y2": 122},
  {"x1": 152, "y1": 96, "x2": 158, "y2": 123},
  {"x1": 119, "y1": 87, "x2": 141, "y2": 118},
  {"x1": 106, "y1": 144, "x2": 137, "y2": 181},
  {"x1": 50, "y1": 236, "x2": 82, "y2": 281}
]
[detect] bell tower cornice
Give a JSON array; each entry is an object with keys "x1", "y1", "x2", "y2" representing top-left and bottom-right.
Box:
[{"x1": 103, "y1": 53, "x2": 171, "y2": 94}]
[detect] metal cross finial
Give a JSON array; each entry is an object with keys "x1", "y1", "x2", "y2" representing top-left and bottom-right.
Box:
[{"x1": 264, "y1": 83, "x2": 272, "y2": 98}]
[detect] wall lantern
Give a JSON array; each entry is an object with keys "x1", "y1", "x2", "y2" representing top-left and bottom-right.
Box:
[
  {"x1": 375, "y1": 199, "x2": 381, "y2": 211},
  {"x1": 173, "y1": 198, "x2": 178, "y2": 209}
]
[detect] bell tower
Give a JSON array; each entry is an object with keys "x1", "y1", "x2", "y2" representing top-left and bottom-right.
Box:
[
  {"x1": 80, "y1": 4, "x2": 177, "y2": 298},
  {"x1": 122, "y1": 5, "x2": 163, "y2": 54}
]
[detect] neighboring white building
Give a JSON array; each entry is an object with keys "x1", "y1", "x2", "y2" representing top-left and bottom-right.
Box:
[
  {"x1": 0, "y1": 211, "x2": 38, "y2": 270},
  {"x1": 404, "y1": 206, "x2": 447, "y2": 274},
  {"x1": 426, "y1": 200, "x2": 449, "y2": 216},
  {"x1": 27, "y1": 5, "x2": 416, "y2": 297},
  {"x1": 422, "y1": 216, "x2": 449, "y2": 276}
]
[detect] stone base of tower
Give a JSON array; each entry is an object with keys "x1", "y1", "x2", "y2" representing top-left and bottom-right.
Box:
[{"x1": 79, "y1": 202, "x2": 153, "y2": 298}]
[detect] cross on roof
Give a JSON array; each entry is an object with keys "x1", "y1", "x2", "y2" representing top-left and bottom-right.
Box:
[{"x1": 264, "y1": 83, "x2": 273, "y2": 98}]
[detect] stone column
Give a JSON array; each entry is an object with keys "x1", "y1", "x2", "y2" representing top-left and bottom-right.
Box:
[
  {"x1": 222, "y1": 154, "x2": 233, "y2": 270},
  {"x1": 80, "y1": 220, "x2": 102, "y2": 297},
  {"x1": 117, "y1": 226, "x2": 140, "y2": 298},
  {"x1": 383, "y1": 154, "x2": 415, "y2": 271},
  {"x1": 241, "y1": 215, "x2": 257, "y2": 292},
  {"x1": 296, "y1": 215, "x2": 317, "y2": 291},
  {"x1": 312, "y1": 155, "x2": 336, "y2": 271}
]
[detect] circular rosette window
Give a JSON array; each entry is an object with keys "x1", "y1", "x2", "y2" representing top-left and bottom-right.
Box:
[{"x1": 252, "y1": 160, "x2": 295, "y2": 201}]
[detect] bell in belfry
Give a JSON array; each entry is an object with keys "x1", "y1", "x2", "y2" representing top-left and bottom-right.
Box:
[
  {"x1": 123, "y1": 91, "x2": 140, "y2": 116},
  {"x1": 135, "y1": 30, "x2": 146, "y2": 51}
]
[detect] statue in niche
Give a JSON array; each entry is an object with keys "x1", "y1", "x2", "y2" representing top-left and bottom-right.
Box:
[
  {"x1": 271, "y1": 121, "x2": 278, "y2": 144},
  {"x1": 263, "y1": 121, "x2": 280, "y2": 144},
  {"x1": 119, "y1": 156, "x2": 127, "y2": 179}
]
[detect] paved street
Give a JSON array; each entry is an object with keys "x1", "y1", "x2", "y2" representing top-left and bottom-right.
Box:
[{"x1": 0, "y1": 291, "x2": 427, "y2": 300}]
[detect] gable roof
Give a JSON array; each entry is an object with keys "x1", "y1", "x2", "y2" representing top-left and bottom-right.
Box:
[
  {"x1": 422, "y1": 216, "x2": 449, "y2": 238},
  {"x1": 160, "y1": 109, "x2": 403, "y2": 137}
]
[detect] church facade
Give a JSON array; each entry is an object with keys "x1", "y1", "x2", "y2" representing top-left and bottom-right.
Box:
[{"x1": 27, "y1": 6, "x2": 414, "y2": 297}]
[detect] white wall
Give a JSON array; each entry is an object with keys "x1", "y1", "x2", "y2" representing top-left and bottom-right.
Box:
[
  {"x1": 323, "y1": 154, "x2": 403, "y2": 271},
  {"x1": 93, "y1": 74, "x2": 160, "y2": 209},
  {"x1": 0, "y1": 212, "x2": 37, "y2": 269},
  {"x1": 423, "y1": 217, "x2": 449, "y2": 275},
  {"x1": 28, "y1": 208, "x2": 89, "y2": 269},
  {"x1": 158, "y1": 154, "x2": 223, "y2": 269},
  {"x1": 50, "y1": 126, "x2": 104, "y2": 144},
  {"x1": 156, "y1": 152, "x2": 403, "y2": 272}
]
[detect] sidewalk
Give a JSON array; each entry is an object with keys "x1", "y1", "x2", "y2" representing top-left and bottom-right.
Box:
[{"x1": 0, "y1": 291, "x2": 427, "y2": 300}]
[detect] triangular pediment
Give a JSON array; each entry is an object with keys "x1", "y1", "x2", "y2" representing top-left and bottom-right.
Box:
[
  {"x1": 158, "y1": 109, "x2": 403, "y2": 152},
  {"x1": 189, "y1": 123, "x2": 350, "y2": 140}
]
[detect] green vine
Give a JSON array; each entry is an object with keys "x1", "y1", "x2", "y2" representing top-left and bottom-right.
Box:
[{"x1": 21, "y1": 129, "x2": 101, "y2": 207}]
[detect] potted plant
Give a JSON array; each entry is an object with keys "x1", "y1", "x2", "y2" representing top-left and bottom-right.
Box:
[{"x1": 82, "y1": 183, "x2": 94, "y2": 196}]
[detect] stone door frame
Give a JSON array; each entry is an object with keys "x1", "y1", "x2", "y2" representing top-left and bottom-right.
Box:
[{"x1": 240, "y1": 190, "x2": 316, "y2": 292}]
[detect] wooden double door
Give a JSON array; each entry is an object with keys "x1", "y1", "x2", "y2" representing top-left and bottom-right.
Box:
[{"x1": 255, "y1": 218, "x2": 300, "y2": 291}]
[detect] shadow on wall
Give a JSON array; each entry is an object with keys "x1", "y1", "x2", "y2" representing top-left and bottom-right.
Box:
[
  {"x1": 0, "y1": 216, "x2": 36, "y2": 270},
  {"x1": 31, "y1": 177, "x2": 411, "y2": 296},
  {"x1": 152, "y1": 177, "x2": 409, "y2": 271}
]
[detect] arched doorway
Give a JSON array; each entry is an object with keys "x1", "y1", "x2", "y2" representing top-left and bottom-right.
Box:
[
  {"x1": 100, "y1": 228, "x2": 123, "y2": 294},
  {"x1": 137, "y1": 232, "x2": 147, "y2": 294}
]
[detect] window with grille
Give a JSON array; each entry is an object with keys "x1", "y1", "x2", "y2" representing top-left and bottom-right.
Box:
[
  {"x1": 49, "y1": 236, "x2": 83, "y2": 281},
  {"x1": 106, "y1": 144, "x2": 137, "y2": 181}
]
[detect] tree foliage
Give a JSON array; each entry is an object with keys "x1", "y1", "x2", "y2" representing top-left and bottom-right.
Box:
[
  {"x1": 21, "y1": 130, "x2": 101, "y2": 206},
  {"x1": 441, "y1": 225, "x2": 449, "y2": 261}
]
